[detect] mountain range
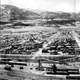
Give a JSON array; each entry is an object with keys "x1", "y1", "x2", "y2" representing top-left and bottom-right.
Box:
[{"x1": 0, "y1": 5, "x2": 80, "y2": 22}]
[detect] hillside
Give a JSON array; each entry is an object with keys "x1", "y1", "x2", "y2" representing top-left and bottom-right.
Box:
[
  {"x1": 0, "y1": 5, "x2": 41, "y2": 22},
  {"x1": 0, "y1": 5, "x2": 80, "y2": 22}
]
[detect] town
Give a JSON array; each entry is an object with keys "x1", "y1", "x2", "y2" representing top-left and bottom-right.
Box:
[{"x1": 0, "y1": 1, "x2": 80, "y2": 80}]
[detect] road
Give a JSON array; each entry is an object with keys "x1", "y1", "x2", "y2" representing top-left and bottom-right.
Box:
[
  {"x1": 72, "y1": 30, "x2": 80, "y2": 48},
  {"x1": 32, "y1": 31, "x2": 61, "y2": 59}
]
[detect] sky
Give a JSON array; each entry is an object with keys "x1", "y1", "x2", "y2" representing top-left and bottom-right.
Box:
[{"x1": 1, "y1": 0, "x2": 80, "y2": 12}]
